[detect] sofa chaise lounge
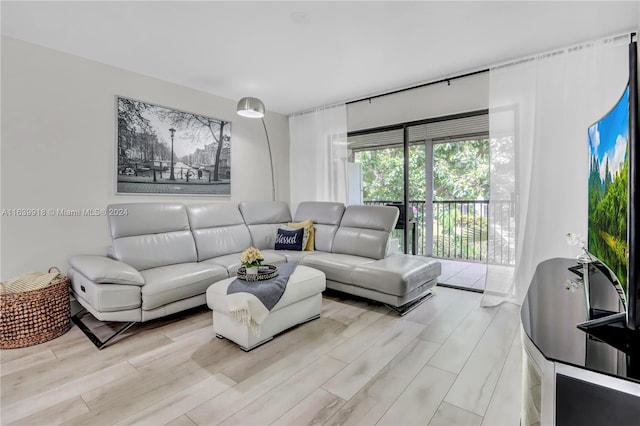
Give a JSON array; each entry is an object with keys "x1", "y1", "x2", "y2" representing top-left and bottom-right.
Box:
[{"x1": 68, "y1": 201, "x2": 441, "y2": 348}]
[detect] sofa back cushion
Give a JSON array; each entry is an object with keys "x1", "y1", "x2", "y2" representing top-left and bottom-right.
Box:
[
  {"x1": 293, "y1": 201, "x2": 345, "y2": 252},
  {"x1": 186, "y1": 203, "x2": 252, "y2": 261},
  {"x1": 332, "y1": 205, "x2": 399, "y2": 259},
  {"x1": 109, "y1": 203, "x2": 197, "y2": 271},
  {"x1": 238, "y1": 201, "x2": 292, "y2": 249}
]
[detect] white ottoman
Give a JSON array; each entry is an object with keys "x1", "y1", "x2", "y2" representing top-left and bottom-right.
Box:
[{"x1": 206, "y1": 265, "x2": 326, "y2": 351}]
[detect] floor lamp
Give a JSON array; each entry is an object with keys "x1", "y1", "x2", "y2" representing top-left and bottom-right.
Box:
[{"x1": 236, "y1": 97, "x2": 276, "y2": 201}]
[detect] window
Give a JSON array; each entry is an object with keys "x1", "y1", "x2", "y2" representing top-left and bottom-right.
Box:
[{"x1": 348, "y1": 111, "x2": 489, "y2": 260}]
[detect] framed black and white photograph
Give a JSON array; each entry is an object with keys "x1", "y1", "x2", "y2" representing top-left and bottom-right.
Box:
[{"x1": 116, "y1": 96, "x2": 231, "y2": 195}]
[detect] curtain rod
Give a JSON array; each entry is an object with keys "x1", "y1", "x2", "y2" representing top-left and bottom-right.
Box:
[
  {"x1": 345, "y1": 32, "x2": 637, "y2": 107},
  {"x1": 493, "y1": 31, "x2": 636, "y2": 72},
  {"x1": 345, "y1": 68, "x2": 489, "y2": 106}
]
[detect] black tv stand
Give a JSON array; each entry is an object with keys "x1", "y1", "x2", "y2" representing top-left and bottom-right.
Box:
[
  {"x1": 520, "y1": 258, "x2": 640, "y2": 425},
  {"x1": 578, "y1": 311, "x2": 640, "y2": 357},
  {"x1": 578, "y1": 310, "x2": 626, "y2": 330}
]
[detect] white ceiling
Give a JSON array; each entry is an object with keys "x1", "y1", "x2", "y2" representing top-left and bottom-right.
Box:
[{"x1": 2, "y1": 1, "x2": 638, "y2": 115}]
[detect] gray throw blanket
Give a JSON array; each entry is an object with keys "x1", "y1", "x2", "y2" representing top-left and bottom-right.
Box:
[{"x1": 226, "y1": 262, "x2": 298, "y2": 336}]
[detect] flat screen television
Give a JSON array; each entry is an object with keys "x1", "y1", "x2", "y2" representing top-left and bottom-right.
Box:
[{"x1": 584, "y1": 37, "x2": 638, "y2": 335}]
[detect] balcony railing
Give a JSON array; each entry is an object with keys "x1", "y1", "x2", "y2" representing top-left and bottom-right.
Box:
[{"x1": 364, "y1": 199, "x2": 515, "y2": 265}]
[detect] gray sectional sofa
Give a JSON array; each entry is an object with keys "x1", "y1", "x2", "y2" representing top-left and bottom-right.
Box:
[{"x1": 68, "y1": 201, "x2": 441, "y2": 347}]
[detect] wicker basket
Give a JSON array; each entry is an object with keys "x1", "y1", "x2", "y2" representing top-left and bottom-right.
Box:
[{"x1": 0, "y1": 267, "x2": 71, "y2": 349}]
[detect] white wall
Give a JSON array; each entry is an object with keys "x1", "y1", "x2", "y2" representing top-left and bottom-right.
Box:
[
  {"x1": 347, "y1": 71, "x2": 489, "y2": 132},
  {"x1": 0, "y1": 37, "x2": 290, "y2": 280}
]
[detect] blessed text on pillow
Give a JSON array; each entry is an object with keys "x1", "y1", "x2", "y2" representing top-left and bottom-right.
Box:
[{"x1": 275, "y1": 227, "x2": 306, "y2": 251}]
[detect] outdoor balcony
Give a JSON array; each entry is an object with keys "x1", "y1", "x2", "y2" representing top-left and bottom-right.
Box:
[{"x1": 364, "y1": 199, "x2": 515, "y2": 292}]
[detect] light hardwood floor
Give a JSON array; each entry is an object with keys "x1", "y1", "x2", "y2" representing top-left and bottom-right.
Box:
[{"x1": 0, "y1": 286, "x2": 522, "y2": 425}]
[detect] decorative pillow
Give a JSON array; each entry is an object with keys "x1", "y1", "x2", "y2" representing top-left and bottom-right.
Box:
[
  {"x1": 281, "y1": 225, "x2": 309, "y2": 250},
  {"x1": 287, "y1": 219, "x2": 315, "y2": 251},
  {"x1": 275, "y1": 227, "x2": 306, "y2": 251}
]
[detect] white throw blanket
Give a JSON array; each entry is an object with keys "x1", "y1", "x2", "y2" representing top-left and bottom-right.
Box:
[
  {"x1": 226, "y1": 263, "x2": 298, "y2": 337},
  {"x1": 226, "y1": 292, "x2": 271, "y2": 336}
]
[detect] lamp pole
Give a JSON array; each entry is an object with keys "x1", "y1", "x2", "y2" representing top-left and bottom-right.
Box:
[
  {"x1": 169, "y1": 127, "x2": 176, "y2": 181},
  {"x1": 236, "y1": 97, "x2": 276, "y2": 201},
  {"x1": 260, "y1": 118, "x2": 276, "y2": 201},
  {"x1": 151, "y1": 135, "x2": 157, "y2": 182}
]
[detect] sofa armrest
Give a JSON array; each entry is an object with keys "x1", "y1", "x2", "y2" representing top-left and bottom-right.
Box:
[{"x1": 69, "y1": 255, "x2": 145, "y2": 285}]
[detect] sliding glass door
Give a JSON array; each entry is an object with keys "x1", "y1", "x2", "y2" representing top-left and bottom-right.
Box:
[{"x1": 349, "y1": 111, "x2": 490, "y2": 260}]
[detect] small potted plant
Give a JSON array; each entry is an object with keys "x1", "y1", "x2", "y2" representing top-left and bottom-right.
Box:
[{"x1": 240, "y1": 247, "x2": 264, "y2": 275}]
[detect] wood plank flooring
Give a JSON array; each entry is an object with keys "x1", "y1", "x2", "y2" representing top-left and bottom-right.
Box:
[{"x1": 0, "y1": 287, "x2": 522, "y2": 425}]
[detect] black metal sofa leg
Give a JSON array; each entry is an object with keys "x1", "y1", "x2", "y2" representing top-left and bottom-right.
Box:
[
  {"x1": 386, "y1": 290, "x2": 434, "y2": 316},
  {"x1": 71, "y1": 308, "x2": 135, "y2": 349}
]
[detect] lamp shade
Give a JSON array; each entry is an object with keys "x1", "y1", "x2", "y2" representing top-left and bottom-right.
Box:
[{"x1": 236, "y1": 97, "x2": 265, "y2": 118}]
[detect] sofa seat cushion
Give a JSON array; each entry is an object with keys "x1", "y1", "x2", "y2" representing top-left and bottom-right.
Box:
[
  {"x1": 257, "y1": 250, "x2": 287, "y2": 266},
  {"x1": 202, "y1": 254, "x2": 243, "y2": 275},
  {"x1": 351, "y1": 255, "x2": 441, "y2": 297},
  {"x1": 204, "y1": 251, "x2": 287, "y2": 275},
  {"x1": 140, "y1": 263, "x2": 228, "y2": 310},
  {"x1": 300, "y1": 253, "x2": 375, "y2": 284},
  {"x1": 202, "y1": 250, "x2": 287, "y2": 277},
  {"x1": 206, "y1": 265, "x2": 326, "y2": 314},
  {"x1": 263, "y1": 249, "x2": 312, "y2": 263}
]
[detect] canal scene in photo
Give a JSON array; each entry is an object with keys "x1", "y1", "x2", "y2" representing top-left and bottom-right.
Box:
[{"x1": 116, "y1": 96, "x2": 231, "y2": 195}]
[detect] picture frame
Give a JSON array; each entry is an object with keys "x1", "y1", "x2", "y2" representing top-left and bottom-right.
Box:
[{"x1": 116, "y1": 96, "x2": 231, "y2": 196}]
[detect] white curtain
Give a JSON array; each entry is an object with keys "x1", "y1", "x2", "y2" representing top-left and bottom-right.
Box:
[
  {"x1": 289, "y1": 104, "x2": 348, "y2": 213},
  {"x1": 482, "y1": 35, "x2": 630, "y2": 306}
]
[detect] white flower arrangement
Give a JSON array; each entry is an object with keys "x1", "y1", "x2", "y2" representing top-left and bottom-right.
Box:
[
  {"x1": 564, "y1": 232, "x2": 628, "y2": 312},
  {"x1": 565, "y1": 232, "x2": 586, "y2": 248},
  {"x1": 565, "y1": 232, "x2": 589, "y2": 294},
  {"x1": 240, "y1": 247, "x2": 264, "y2": 268},
  {"x1": 566, "y1": 232, "x2": 593, "y2": 263}
]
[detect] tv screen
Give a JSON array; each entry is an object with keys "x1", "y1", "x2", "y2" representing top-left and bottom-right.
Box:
[
  {"x1": 586, "y1": 38, "x2": 638, "y2": 331},
  {"x1": 587, "y1": 86, "x2": 629, "y2": 294}
]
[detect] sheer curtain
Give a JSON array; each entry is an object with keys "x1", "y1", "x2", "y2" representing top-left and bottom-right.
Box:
[
  {"x1": 289, "y1": 104, "x2": 348, "y2": 213},
  {"x1": 482, "y1": 35, "x2": 630, "y2": 306}
]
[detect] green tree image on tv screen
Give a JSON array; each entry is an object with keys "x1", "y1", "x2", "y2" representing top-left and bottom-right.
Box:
[{"x1": 588, "y1": 86, "x2": 629, "y2": 292}]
